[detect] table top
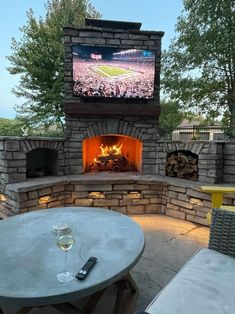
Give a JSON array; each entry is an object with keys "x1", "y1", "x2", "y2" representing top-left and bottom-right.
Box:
[{"x1": 0, "y1": 207, "x2": 145, "y2": 307}]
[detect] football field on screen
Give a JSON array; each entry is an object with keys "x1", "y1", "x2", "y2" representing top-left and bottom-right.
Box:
[{"x1": 93, "y1": 65, "x2": 135, "y2": 78}]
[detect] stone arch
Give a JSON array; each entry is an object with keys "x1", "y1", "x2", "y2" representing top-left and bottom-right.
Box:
[
  {"x1": 20, "y1": 139, "x2": 63, "y2": 153},
  {"x1": 85, "y1": 119, "x2": 144, "y2": 140},
  {"x1": 163, "y1": 142, "x2": 204, "y2": 155}
]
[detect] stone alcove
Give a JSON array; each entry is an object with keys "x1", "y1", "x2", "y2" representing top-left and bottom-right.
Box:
[{"x1": 26, "y1": 148, "x2": 58, "y2": 178}]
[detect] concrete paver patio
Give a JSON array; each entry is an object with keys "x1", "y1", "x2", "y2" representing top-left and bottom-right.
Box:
[
  {"x1": 131, "y1": 214, "x2": 209, "y2": 311},
  {"x1": 31, "y1": 214, "x2": 209, "y2": 313}
]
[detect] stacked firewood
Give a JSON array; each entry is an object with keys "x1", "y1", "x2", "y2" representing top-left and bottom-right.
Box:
[{"x1": 166, "y1": 151, "x2": 198, "y2": 181}]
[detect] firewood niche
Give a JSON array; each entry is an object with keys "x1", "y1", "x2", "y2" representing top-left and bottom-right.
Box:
[{"x1": 166, "y1": 150, "x2": 198, "y2": 181}]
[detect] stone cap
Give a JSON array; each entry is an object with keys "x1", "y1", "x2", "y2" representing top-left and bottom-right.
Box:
[
  {"x1": 85, "y1": 18, "x2": 142, "y2": 30},
  {"x1": 6, "y1": 173, "x2": 205, "y2": 193},
  {"x1": 63, "y1": 26, "x2": 164, "y2": 37}
]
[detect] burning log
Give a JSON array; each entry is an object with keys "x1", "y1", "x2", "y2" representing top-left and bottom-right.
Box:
[
  {"x1": 166, "y1": 151, "x2": 198, "y2": 181},
  {"x1": 88, "y1": 154, "x2": 137, "y2": 172}
]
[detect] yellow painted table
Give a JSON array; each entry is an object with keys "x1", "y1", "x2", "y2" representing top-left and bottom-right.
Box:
[{"x1": 201, "y1": 186, "x2": 235, "y2": 223}]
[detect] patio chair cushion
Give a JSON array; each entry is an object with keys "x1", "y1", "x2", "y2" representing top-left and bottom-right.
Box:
[{"x1": 145, "y1": 248, "x2": 235, "y2": 314}]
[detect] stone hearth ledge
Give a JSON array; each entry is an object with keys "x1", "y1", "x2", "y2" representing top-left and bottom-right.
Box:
[{"x1": 6, "y1": 173, "x2": 203, "y2": 193}]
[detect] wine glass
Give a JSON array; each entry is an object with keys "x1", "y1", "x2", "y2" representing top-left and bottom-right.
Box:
[{"x1": 56, "y1": 222, "x2": 75, "y2": 282}]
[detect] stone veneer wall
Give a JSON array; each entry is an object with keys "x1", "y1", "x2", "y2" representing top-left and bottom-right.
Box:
[
  {"x1": 63, "y1": 25, "x2": 163, "y2": 175},
  {"x1": 1, "y1": 175, "x2": 235, "y2": 225},
  {"x1": 1, "y1": 137, "x2": 233, "y2": 186},
  {"x1": 223, "y1": 142, "x2": 235, "y2": 183},
  {"x1": 0, "y1": 177, "x2": 165, "y2": 217},
  {"x1": 64, "y1": 116, "x2": 159, "y2": 175},
  {"x1": 64, "y1": 120, "x2": 227, "y2": 179},
  {"x1": 155, "y1": 141, "x2": 224, "y2": 183},
  {"x1": 0, "y1": 136, "x2": 234, "y2": 225},
  {"x1": 0, "y1": 137, "x2": 65, "y2": 185}
]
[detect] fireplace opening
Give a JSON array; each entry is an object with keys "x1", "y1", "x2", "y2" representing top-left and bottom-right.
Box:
[
  {"x1": 166, "y1": 150, "x2": 198, "y2": 181},
  {"x1": 26, "y1": 148, "x2": 58, "y2": 178},
  {"x1": 83, "y1": 135, "x2": 142, "y2": 173}
]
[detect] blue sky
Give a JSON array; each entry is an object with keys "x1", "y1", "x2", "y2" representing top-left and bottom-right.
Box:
[{"x1": 0, "y1": 0, "x2": 183, "y2": 118}]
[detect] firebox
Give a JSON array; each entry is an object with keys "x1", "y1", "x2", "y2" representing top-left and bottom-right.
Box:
[{"x1": 83, "y1": 135, "x2": 142, "y2": 173}]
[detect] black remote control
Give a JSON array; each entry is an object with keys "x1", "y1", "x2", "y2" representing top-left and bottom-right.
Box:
[{"x1": 76, "y1": 257, "x2": 97, "y2": 280}]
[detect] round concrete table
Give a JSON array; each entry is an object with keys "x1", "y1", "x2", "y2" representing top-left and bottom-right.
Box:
[{"x1": 0, "y1": 207, "x2": 144, "y2": 313}]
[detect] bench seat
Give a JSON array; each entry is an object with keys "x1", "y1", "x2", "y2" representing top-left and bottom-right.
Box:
[{"x1": 145, "y1": 248, "x2": 235, "y2": 314}]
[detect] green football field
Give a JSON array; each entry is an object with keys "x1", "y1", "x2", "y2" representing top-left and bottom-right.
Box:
[{"x1": 93, "y1": 65, "x2": 134, "y2": 78}]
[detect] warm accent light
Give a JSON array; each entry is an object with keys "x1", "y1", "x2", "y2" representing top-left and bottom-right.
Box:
[
  {"x1": 38, "y1": 196, "x2": 51, "y2": 205},
  {"x1": 89, "y1": 192, "x2": 105, "y2": 199},
  {"x1": 0, "y1": 194, "x2": 6, "y2": 202},
  {"x1": 190, "y1": 198, "x2": 203, "y2": 206},
  {"x1": 128, "y1": 191, "x2": 141, "y2": 199}
]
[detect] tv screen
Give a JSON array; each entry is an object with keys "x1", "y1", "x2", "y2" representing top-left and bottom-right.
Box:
[{"x1": 72, "y1": 45, "x2": 155, "y2": 99}]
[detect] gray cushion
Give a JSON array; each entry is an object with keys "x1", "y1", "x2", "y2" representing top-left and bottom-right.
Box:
[{"x1": 146, "y1": 248, "x2": 235, "y2": 314}]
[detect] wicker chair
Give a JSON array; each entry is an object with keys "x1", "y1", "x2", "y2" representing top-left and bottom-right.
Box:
[
  {"x1": 209, "y1": 207, "x2": 235, "y2": 258},
  {"x1": 135, "y1": 207, "x2": 235, "y2": 314}
]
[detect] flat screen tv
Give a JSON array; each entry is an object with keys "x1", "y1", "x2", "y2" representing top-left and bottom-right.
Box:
[{"x1": 72, "y1": 45, "x2": 155, "y2": 99}]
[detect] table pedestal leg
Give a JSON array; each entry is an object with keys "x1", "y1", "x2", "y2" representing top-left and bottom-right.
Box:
[
  {"x1": 53, "y1": 288, "x2": 106, "y2": 314},
  {"x1": 55, "y1": 272, "x2": 139, "y2": 314},
  {"x1": 82, "y1": 288, "x2": 106, "y2": 313},
  {"x1": 114, "y1": 272, "x2": 139, "y2": 314},
  {"x1": 53, "y1": 302, "x2": 82, "y2": 314}
]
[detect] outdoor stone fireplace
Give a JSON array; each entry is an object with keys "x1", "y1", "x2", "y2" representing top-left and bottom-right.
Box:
[
  {"x1": 0, "y1": 19, "x2": 234, "y2": 225},
  {"x1": 64, "y1": 116, "x2": 159, "y2": 175},
  {"x1": 63, "y1": 19, "x2": 163, "y2": 176}
]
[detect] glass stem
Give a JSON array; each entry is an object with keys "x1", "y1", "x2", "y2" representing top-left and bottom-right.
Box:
[{"x1": 64, "y1": 250, "x2": 68, "y2": 273}]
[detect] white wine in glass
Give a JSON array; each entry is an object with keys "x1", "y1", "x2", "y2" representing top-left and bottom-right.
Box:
[
  {"x1": 56, "y1": 222, "x2": 75, "y2": 282},
  {"x1": 57, "y1": 234, "x2": 75, "y2": 251}
]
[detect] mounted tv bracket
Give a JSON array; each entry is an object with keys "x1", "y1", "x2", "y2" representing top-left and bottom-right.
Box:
[{"x1": 63, "y1": 18, "x2": 164, "y2": 116}]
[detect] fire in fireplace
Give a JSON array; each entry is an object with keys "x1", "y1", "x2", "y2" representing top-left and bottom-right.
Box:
[{"x1": 83, "y1": 135, "x2": 142, "y2": 173}]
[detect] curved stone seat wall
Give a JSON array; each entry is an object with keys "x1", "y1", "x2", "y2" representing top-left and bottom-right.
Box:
[{"x1": 1, "y1": 174, "x2": 235, "y2": 226}]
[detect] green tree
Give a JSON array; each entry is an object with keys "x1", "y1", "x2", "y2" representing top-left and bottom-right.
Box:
[
  {"x1": 0, "y1": 118, "x2": 25, "y2": 136},
  {"x1": 159, "y1": 100, "x2": 184, "y2": 138},
  {"x1": 7, "y1": 0, "x2": 100, "y2": 132},
  {"x1": 162, "y1": 0, "x2": 235, "y2": 137}
]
